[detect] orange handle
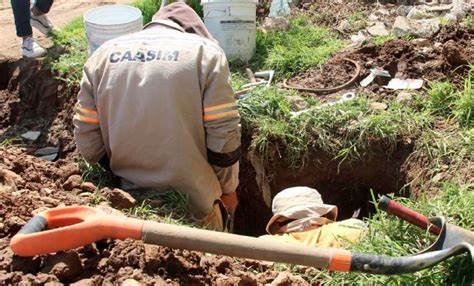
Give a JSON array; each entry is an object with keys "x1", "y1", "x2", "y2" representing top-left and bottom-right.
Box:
[{"x1": 10, "y1": 206, "x2": 143, "y2": 257}]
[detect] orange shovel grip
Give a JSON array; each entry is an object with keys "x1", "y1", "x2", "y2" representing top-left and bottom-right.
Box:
[{"x1": 10, "y1": 206, "x2": 144, "y2": 257}]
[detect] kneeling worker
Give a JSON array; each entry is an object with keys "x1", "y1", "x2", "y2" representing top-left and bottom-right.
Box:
[
  {"x1": 262, "y1": 187, "x2": 367, "y2": 248},
  {"x1": 73, "y1": 3, "x2": 241, "y2": 231}
]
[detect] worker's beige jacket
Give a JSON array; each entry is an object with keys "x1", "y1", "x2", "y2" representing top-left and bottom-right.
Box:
[{"x1": 74, "y1": 20, "x2": 241, "y2": 219}]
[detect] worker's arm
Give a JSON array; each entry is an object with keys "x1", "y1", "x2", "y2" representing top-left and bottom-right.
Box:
[
  {"x1": 73, "y1": 63, "x2": 106, "y2": 164},
  {"x1": 203, "y1": 50, "x2": 241, "y2": 212}
]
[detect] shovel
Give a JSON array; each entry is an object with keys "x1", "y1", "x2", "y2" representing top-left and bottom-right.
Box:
[
  {"x1": 378, "y1": 196, "x2": 474, "y2": 254},
  {"x1": 10, "y1": 206, "x2": 473, "y2": 275}
]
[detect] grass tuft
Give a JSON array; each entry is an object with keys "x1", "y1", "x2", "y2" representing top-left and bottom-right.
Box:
[{"x1": 253, "y1": 17, "x2": 344, "y2": 78}]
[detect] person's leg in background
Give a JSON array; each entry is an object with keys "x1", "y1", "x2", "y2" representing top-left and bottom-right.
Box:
[
  {"x1": 30, "y1": 0, "x2": 54, "y2": 35},
  {"x1": 11, "y1": 0, "x2": 54, "y2": 58}
]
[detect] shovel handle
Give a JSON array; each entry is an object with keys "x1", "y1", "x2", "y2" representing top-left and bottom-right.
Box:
[{"x1": 378, "y1": 196, "x2": 441, "y2": 235}]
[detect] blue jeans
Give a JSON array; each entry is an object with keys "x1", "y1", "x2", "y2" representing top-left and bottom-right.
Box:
[{"x1": 11, "y1": 0, "x2": 54, "y2": 37}]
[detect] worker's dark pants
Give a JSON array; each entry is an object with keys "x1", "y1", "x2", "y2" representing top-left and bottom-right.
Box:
[{"x1": 11, "y1": 0, "x2": 54, "y2": 37}]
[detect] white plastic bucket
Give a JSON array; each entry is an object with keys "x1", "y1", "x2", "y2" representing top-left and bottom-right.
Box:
[
  {"x1": 202, "y1": 0, "x2": 257, "y2": 62},
  {"x1": 83, "y1": 5, "x2": 143, "y2": 55}
]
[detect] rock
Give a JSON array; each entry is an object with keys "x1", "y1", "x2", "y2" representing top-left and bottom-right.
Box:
[
  {"x1": 21, "y1": 131, "x2": 41, "y2": 141},
  {"x1": 368, "y1": 14, "x2": 379, "y2": 21},
  {"x1": 71, "y1": 279, "x2": 96, "y2": 286},
  {"x1": 32, "y1": 206, "x2": 49, "y2": 216},
  {"x1": 367, "y1": 22, "x2": 389, "y2": 36},
  {"x1": 58, "y1": 164, "x2": 80, "y2": 179},
  {"x1": 101, "y1": 188, "x2": 137, "y2": 210},
  {"x1": 44, "y1": 282, "x2": 64, "y2": 286},
  {"x1": 407, "y1": 5, "x2": 435, "y2": 19},
  {"x1": 270, "y1": 272, "x2": 308, "y2": 286},
  {"x1": 285, "y1": 95, "x2": 308, "y2": 110},
  {"x1": 5, "y1": 216, "x2": 26, "y2": 231},
  {"x1": 42, "y1": 252, "x2": 83, "y2": 282},
  {"x1": 122, "y1": 279, "x2": 142, "y2": 286},
  {"x1": 393, "y1": 16, "x2": 412, "y2": 37},
  {"x1": 62, "y1": 175, "x2": 82, "y2": 190},
  {"x1": 0, "y1": 168, "x2": 24, "y2": 187},
  {"x1": 393, "y1": 16, "x2": 440, "y2": 38},
  {"x1": 336, "y1": 19, "x2": 350, "y2": 32},
  {"x1": 412, "y1": 38, "x2": 430, "y2": 47},
  {"x1": 445, "y1": 0, "x2": 470, "y2": 21},
  {"x1": 41, "y1": 188, "x2": 54, "y2": 194},
  {"x1": 412, "y1": 18, "x2": 440, "y2": 38},
  {"x1": 34, "y1": 146, "x2": 59, "y2": 161},
  {"x1": 370, "y1": 102, "x2": 388, "y2": 110},
  {"x1": 80, "y1": 182, "x2": 98, "y2": 193},
  {"x1": 396, "y1": 92, "x2": 414, "y2": 104},
  {"x1": 144, "y1": 244, "x2": 161, "y2": 271},
  {"x1": 397, "y1": 5, "x2": 414, "y2": 16},
  {"x1": 261, "y1": 17, "x2": 290, "y2": 32}
]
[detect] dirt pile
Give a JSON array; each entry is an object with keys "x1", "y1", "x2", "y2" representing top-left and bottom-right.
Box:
[
  {"x1": 288, "y1": 25, "x2": 473, "y2": 95},
  {"x1": 0, "y1": 58, "x2": 77, "y2": 158},
  {"x1": 0, "y1": 148, "x2": 312, "y2": 285}
]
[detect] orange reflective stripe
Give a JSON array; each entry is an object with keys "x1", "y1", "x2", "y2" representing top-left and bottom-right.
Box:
[
  {"x1": 204, "y1": 102, "x2": 237, "y2": 113},
  {"x1": 77, "y1": 107, "x2": 98, "y2": 115},
  {"x1": 328, "y1": 250, "x2": 352, "y2": 272},
  {"x1": 204, "y1": 110, "x2": 239, "y2": 122},
  {"x1": 74, "y1": 114, "x2": 99, "y2": 124}
]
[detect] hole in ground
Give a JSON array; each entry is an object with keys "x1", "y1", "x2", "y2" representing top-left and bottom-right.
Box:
[
  {"x1": 234, "y1": 140, "x2": 413, "y2": 236},
  {"x1": 0, "y1": 60, "x2": 13, "y2": 90}
]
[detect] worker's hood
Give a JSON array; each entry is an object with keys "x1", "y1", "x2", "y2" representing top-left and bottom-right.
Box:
[{"x1": 144, "y1": 2, "x2": 216, "y2": 42}]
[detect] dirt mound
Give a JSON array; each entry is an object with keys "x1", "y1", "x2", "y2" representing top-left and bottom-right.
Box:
[
  {"x1": 288, "y1": 25, "x2": 473, "y2": 95},
  {"x1": 0, "y1": 58, "x2": 77, "y2": 158},
  {"x1": 0, "y1": 148, "x2": 310, "y2": 285}
]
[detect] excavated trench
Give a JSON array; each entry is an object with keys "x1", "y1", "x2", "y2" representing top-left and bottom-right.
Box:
[
  {"x1": 0, "y1": 58, "x2": 413, "y2": 237},
  {"x1": 233, "y1": 136, "x2": 413, "y2": 236}
]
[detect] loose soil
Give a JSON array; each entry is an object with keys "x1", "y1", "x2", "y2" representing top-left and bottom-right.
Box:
[
  {"x1": 0, "y1": 148, "x2": 312, "y2": 285},
  {"x1": 287, "y1": 25, "x2": 474, "y2": 98}
]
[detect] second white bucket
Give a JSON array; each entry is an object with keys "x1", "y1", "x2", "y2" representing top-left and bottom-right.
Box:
[
  {"x1": 202, "y1": 0, "x2": 257, "y2": 62},
  {"x1": 83, "y1": 5, "x2": 143, "y2": 55}
]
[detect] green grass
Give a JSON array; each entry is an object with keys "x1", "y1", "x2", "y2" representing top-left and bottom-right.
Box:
[
  {"x1": 348, "y1": 11, "x2": 368, "y2": 32},
  {"x1": 48, "y1": 18, "x2": 88, "y2": 86},
  {"x1": 252, "y1": 17, "x2": 344, "y2": 78},
  {"x1": 373, "y1": 34, "x2": 396, "y2": 46},
  {"x1": 424, "y1": 66, "x2": 473, "y2": 128},
  {"x1": 320, "y1": 183, "x2": 473, "y2": 285},
  {"x1": 239, "y1": 88, "x2": 433, "y2": 166}
]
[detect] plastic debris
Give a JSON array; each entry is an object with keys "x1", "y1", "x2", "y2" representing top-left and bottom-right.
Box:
[
  {"x1": 291, "y1": 92, "x2": 357, "y2": 117},
  {"x1": 21, "y1": 131, "x2": 41, "y2": 141},
  {"x1": 360, "y1": 69, "x2": 391, "y2": 87},
  {"x1": 385, "y1": 78, "x2": 424, "y2": 90}
]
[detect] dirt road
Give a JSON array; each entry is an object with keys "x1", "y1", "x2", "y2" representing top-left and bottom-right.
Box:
[{"x1": 0, "y1": 0, "x2": 130, "y2": 59}]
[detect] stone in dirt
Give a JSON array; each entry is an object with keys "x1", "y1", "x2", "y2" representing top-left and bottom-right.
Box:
[
  {"x1": 407, "y1": 5, "x2": 436, "y2": 19},
  {"x1": 367, "y1": 22, "x2": 389, "y2": 36},
  {"x1": 270, "y1": 272, "x2": 308, "y2": 286},
  {"x1": 370, "y1": 102, "x2": 388, "y2": 110},
  {"x1": 0, "y1": 168, "x2": 24, "y2": 187},
  {"x1": 80, "y1": 182, "x2": 98, "y2": 193},
  {"x1": 21, "y1": 131, "x2": 41, "y2": 141},
  {"x1": 412, "y1": 38, "x2": 430, "y2": 47},
  {"x1": 42, "y1": 252, "x2": 83, "y2": 282},
  {"x1": 58, "y1": 163, "x2": 80, "y2": 179},
  {"x1": 101, "y1": 188, "x2": 137, "y2": 209},
  {"x1": 62, "y1": 175, "x2": 83, "y2": 190},
  {"x1": 393, "y1": 16, "x2": 412, "y2": 37},
  {"x1": 396, "y1": 91, "x2": 414, "y2": 104},
  {"x1": 122, "y1": 279, "x2": 142, "y2": 286},
  {"x1": 261, "y1": 17, "x2": 290, "y2": 32}
]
